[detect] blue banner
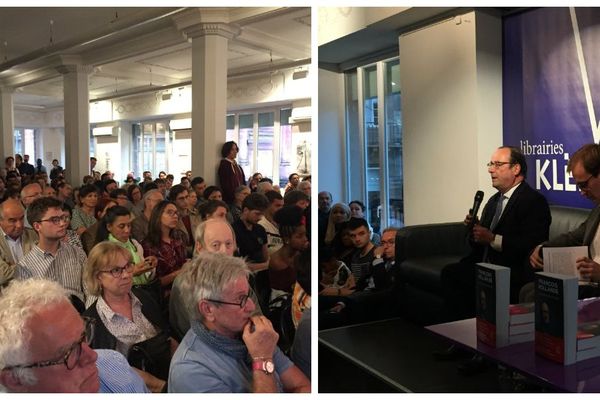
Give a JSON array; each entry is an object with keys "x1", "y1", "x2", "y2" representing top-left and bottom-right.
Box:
[{"x1": 503, "y1": 7, "x2": 600, "y2": 209}]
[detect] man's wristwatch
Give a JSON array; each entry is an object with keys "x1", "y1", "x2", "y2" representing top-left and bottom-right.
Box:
[{"x1": 252, "y1": 359, "x2": 275, "y2": 375}]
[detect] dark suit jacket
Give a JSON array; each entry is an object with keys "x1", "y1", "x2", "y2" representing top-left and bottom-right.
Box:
[
  {"x1": 463, "y1": 181, "x2": 552, "y2": 290},
  {"x1": 544, "y1": 205, "x2": 600, "y2": 249}
]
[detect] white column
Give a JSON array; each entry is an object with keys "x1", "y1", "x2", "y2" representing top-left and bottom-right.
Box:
[
  {"x1": 57, "y1": 65, "x2": 93, "y2": 186},
  {"x1": 0, "y1": 88, "x2": 14, "y2": 158},
  {"x1": 190, "y1": 32, "x2": 231, "y2": 184}
]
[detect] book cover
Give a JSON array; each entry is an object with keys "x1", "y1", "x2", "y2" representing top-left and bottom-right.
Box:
[
  {"x1": 534, "y1": 272, "x2": 578, "y2": 365},
  {"x1": 475, "y1": 263, "x2": 510, "y2": 347}
]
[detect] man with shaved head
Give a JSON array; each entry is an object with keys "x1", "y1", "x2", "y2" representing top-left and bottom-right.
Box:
[{"x1": 0, "y1": 199, "x2": 38, "y2": 286}]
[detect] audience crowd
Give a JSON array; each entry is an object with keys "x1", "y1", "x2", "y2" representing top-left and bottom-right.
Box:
[{"x1": 0, "y1": 141, "x2": 311, "y2": 393}]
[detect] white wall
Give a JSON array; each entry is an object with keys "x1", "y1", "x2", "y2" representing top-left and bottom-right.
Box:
[
  {"x1": 399, "y1": 11, "x2": 502, "y2": 225},
  {"x1": 317, "y1": 68, "x2": 345, "y2": 203}
]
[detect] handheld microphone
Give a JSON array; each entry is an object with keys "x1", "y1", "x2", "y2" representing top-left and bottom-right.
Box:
[{"x1": 466, "y1": 190, "x2": 484, "y2": 232}]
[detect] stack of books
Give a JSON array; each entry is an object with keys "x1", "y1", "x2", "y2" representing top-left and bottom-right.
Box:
[{"x1": 508, "y1": 302, "x2": 534, "y2": 344}]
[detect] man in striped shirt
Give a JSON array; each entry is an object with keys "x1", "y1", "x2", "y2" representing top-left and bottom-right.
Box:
[{"x1": 14, "y1": 196, "x2": 87, "y2": 311}]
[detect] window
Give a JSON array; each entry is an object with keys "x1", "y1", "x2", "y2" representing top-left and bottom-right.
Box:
[
  {"x1": 345, "y1": 57, "x2": 404, "y2": 231},
  {"x1": 228, "y1": 106, "x2": 305, "y2": 188},
  {"x1": 14, "y1": 128, "x2": 36, "y2": 161},
  {"x1": 132, "y1": 121, "x2": 172, "y2": 178}
]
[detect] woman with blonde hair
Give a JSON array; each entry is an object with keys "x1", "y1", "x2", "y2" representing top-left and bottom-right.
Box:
[
  {"x1": 83, "y1": 241, "x2": 177, "y2": 392},
  {"x1": 324, "y1": 202, "x2": 351, "y2": 246}
]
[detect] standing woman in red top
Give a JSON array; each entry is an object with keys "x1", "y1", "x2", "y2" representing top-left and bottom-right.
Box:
[
  {"x1": 218, "y1": 141, "x2": 246, "y2": 205},
  {"x1": 141, "y1": 200, "x2": 187, "y2": 302}
]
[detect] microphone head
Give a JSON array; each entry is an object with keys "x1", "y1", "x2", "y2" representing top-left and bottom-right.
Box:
[{"x1": 475, "y1": 190, "x2": 484, "y2": 202}]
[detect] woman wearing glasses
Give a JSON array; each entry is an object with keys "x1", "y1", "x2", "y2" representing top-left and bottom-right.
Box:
[
  {"x1": 95, "y1": 206, "x2": 159, "y2": 302},
  {"x1": 83, "y1": 241, "x2": 177, "y2": 392},
  {"x1": 141, "y1": 201, "x2": 188, "y2": 300}
]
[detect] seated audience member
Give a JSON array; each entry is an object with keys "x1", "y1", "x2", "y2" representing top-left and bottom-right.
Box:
[
  {"x1": 20, "y1": 182, "x2": 43, "y2": 228},
  {"x1": 83, "y1": 242, "x2": 176, "y2": 392},
  {"x1": 318, "y1": 191, "x2": 333, "y2": 246},
  {"x1": 141, "y1": 200, "x2": 187, "y2": 300},
  {"x1": 346, "y1": 217, "x2": 376, "y2": 289},
  {"x1": 233, "y1": 193, "x2": 270, "y2": 272},
  {"x1": 169, "y1": 184, "x2": 200, "y2": 253},
  {"x1": 169, "y1": 218, "x2": 264, "y2": 341},
  {"x1": 61, "y1": 205, "x2": 84, "y2": 251},
  {"x1": 131, "y1": 189, "x2": 164, "y2": 243},
  {"x1": 284, "y1": 173, "x2": 300, "y2": 194},
  {"x1": 109, "y1": 188, "x2": 131, "y2": 210},
  {"x1": 0, "y1": 279, "x2": 149, "y2": 393},
  {"x1": 526, "y1": 143, "x2": 600, "y2": 300},
  {"x1": 180, "y1": 176, "x2": 191, "y2": 189},
  {"x1": 80, "y1": 199, "x2": 118, "y2": 254},
  {"x1": 257, "y1": 179, "x2": 274, "y2": 195},
  {"x1": 297, "y1": 181, "x2": 311, "y2": 197},
  {"x1": 0, "y1": 199, "x2": 38, "y2": 286},
  {"x1": 248, "y1": 172, "x2": 262, "y2": 192},
  {"x1": 102, "y1": 179, "x2": 118, "y2": 200},
  {"x1": 203, "y1": 185, "x2": 223, "y2": 202},
  {"x1": 330, "y1": 221, "x2": 356, "y2": 267},
  {"x1": 231, "y1": 185, "x2": 251, "y2": 221},
  {"x1": 323, "y1": 203, "x2": 351, "y2": 247},
  {"x1": 94, "y1": 206, "x2": 159, "y2": 301},
  {"x1": 56, "y1": 182, "x2": 75, "y2": 209},
  {"x1": 186, "y1": 187, "x2": 201, "y2": 219},
  {"x1": 269, "y1": 206, "x2": 309, "y2": 293},
  {"x1": 258, "y1": 191, "x2": 285, "y2": 254},
  {"x1": 319, "y1": 246, "x2": 355, "y2": 297},
  {"x1": 43, "y1": 185, "x2": 56, "y2": 197},
  {"x1": 127, "y1": 184, "x2": 143, "y2": 215},
  {"x1": 154, "y1": 178, "x2": 167, "y2": 197},
  {"x1": 283, "y1": 190, "x2": 310, "y2": 210},
  {"x1": 199, "y1": 199, "x2": 229, "y2": 220},
  {"x1": 190, "y1": 176, "x2": 207, "y2": 208},
  {"x1": 168, "y1": 252, "x2": 310, "y2": 393},
  {"x1": 349, "y1": 200, "x2": 381, "y2": 245},
  {"x1": 71, "y1": 184, "x2": 99, "y2": 235},
  {"x1": 291, "y1": 249, "x2": 311, "y2": 328},
  {"x1": 15, "y1": 196, "x2": 88, "y2": 312}
]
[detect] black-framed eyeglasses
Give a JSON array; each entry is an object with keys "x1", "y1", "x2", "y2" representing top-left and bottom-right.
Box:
[
  {"x1": 3, "y1": 317, "x2": 95, "y2": 371},
  {"x1": 206, "y1": 291, "x2": 252, "y2": 309},
  {"x1": 100, "y1": 262, "x2": 135, "y2": 278},
  {"x1": 486, "y1": 161, "x2": 514, "y2": 169},
  {"x1": 576, "y1": 175, "x2": 595, "y2": 190},
  {"x1": 38, "y1": 215, "x2": 71, "y2": 225}
]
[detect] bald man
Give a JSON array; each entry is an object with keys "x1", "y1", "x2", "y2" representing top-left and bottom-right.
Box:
[
  {"x1": 0, "y1": 199, "x2": 38, "y2": 286},
  {"x1": 169, "y1": 218, "x2": 264, "y2": 340}
]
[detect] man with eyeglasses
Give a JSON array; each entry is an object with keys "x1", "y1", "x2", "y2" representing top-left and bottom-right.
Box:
[
  {"x1": 168, "y1": 252, "x2": 310, "y2": 393},
  {"x1": 0, "y1": 279, "x2": 148, "y2": 392},
  {"x1": 0, "y1": 199, "x2": 38, "y2": 286},
  {"x1": 528, "y1": 143, "x2": 600, "y2": 299},
  {"x1": 14, "y1": 196, "x2": 88, "y2": 312},
  {"x1": 436, "y1": 146, "x2": 551, "y2": 373}
]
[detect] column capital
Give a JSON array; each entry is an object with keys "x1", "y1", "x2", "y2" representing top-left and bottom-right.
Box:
[
  {"x1": 0, "y1": 86, "x2": 15, "y2": 95},
  {"x1": 56, "y1": 64, "x2": 95, "y2": 75},
  {"x1": 173, "y1": 9, "x2": 241, "y2": 40}
]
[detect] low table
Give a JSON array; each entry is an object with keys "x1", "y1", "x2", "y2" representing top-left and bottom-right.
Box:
[
  {"x1": 426, "y1": 318, "x2": 600, "y2": 392},
  {"x1": 319, "y1": 317, "x2": 502, "y2": 392}
]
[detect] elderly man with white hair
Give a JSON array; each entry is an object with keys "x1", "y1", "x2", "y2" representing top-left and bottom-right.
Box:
[
  {"x1": 168, "y1": 252, "x2": 310, "y2": 393},
  {"x1": 0, "y1": 279, "x2": 148, "y2": 393}
]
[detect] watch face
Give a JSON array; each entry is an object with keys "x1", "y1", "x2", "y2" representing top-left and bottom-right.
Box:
[{"x1": 265, "y1": 360, "x2": 275, "y2": 374}]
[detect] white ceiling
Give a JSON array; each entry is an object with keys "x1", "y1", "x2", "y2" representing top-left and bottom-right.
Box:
[{"x1": 0, "y1": 7, "x2": 311, "y2": 109}]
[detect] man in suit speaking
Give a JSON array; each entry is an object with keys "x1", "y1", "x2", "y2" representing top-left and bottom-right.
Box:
[{"x1": 441, "y1": 146, "x2": 551, "y2": 322}]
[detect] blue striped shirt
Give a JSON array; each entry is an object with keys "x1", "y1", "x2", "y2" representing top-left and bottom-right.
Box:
[{"x1": 96, "y1": 349, "x2": 149, "y2": 393}]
